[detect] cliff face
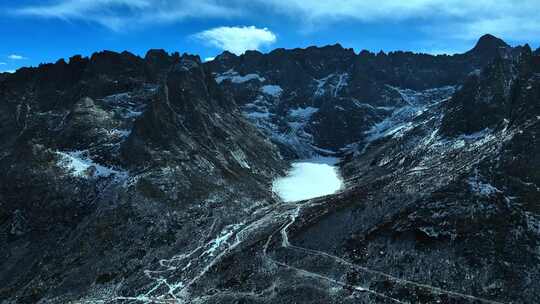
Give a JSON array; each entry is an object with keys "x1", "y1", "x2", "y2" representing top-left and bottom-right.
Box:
[
  {"x1": 330, "y1": 46, "x2": 540, "y2": 303},
  {"x1": 0, "y1": 51, "x2": 285, "y2": 303},
  {"x1": 205, "y1": 35, "x2": 514, "y2": 156}
]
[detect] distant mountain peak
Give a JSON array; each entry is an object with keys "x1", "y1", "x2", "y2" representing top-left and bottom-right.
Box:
[{"x1": 469, "y1": 34, "x2": 509, "y2": 54}]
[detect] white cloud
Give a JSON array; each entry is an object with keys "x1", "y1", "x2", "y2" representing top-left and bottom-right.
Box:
[
  {"x1": 12, "y1": 1, "x2": 540, "y2": 43},
  {"x1": 258, "y1": 1, "x2": 535, "y2": 23},
  {"x1": 194, "y1": 26, "x2": 277, "y2": 55},
  {"x1": 204, "y1": 57, "x2": 215, "y2": 62},
  {"x1": 16, "y1": 0, "x2": 149, "y2": 17},
  {"x1": 14, "y1": 0, "x2": 241, "y2": 31},
  {"x1": 1, "y1": 70, "x2": 16, "y2": 74},
  {"x1": 259, "y1": 0, "x2": 436, "y2": 22},
  {"x1": 8, "y1": 54, "x2": 26, "y2": 60},
  {"x1": 0, "y1": 62, "x2": 6, "y2": 65},
  {"x1": 258, "y1": 0, "x2": 540, "y2": 43}
]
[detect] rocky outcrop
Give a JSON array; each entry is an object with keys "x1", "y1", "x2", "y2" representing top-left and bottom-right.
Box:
[
  {"x1": 0, "y1": 50, "x2": 284, "y2": 303},
  {"x1": 464, "y1": 33, "x2": 512, "y2": 65},
  {"x1": 325, "y1": 45, "x2": 540, "y2": 303}
]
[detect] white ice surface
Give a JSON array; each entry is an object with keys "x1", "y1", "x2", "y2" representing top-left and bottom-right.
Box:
[
  {"x1": 272, "y1": 157, "x2": 343, "y2": 202},
  {"x1": 260, "y1": 85, "x2": 283, "y2": 97}
]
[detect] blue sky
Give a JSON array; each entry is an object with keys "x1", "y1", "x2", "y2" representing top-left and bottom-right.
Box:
[{"x1": 1, "y1": 1, "x2": 540, "y2": 73}]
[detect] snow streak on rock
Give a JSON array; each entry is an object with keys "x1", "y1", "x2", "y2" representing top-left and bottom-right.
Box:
[
  {"x1": 215, "y1": 69, "x2": 266, "y2": 84},
  {"x1": 56, "y1": 150, "x2": 128, "y2": 180},
  {"x1": 364, "y1": 86, "x2": 456, "y2": 143}
]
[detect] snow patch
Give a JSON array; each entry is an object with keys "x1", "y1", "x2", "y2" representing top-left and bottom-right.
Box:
[
  {"x1": 244, "y1": 111, "x2": 270, "y2": 119},
  {"x1": 364, "y1": 107, "x2": 418, "y2": 142},
  {"x1": 458, "y1": 128, "x2": 492, "y2": 140},
  {"x1": 230, "y1": 150, "x2": 251, "y2": 169},
  {"x1": 103, "y1": 92, "x2": 131, "y2": 104},
  {"x1": 255, "y1": 106, "x2": 321, "y2": 157},
  {"x1": 215, "y1": 69, "x2": 265, "y2": 84},
  {"x1": 289, "y1": 106, "x2": 318, "y2": 119},
  {"x1": 364, "y1": 86, "x2": 455, "y2": 143},
  {"x1": 260, "y1": 85, "x2": 283, "y2": 97},
  {"x1": 56, "y1": 150, "x2": 127, "y2": 179},
  {"x1": 108, "y1": 129, "x2": 131, "y2": 138},
  {"x1": 468, "y1": 171, "x2": 501, "y2": 196},
  {"x1": 102, "y1": 92, "x2": 146, "y2": 119},
  {"x1": 123, "y1": 109, "x2": 144, "y2": 118},
  {"x1": 313, "y1": 73, "x2": 349, "y2": 97},
  {"x1": 333, "y1": 73, "x2": 348, "y2": 97},
  {"x1": 202, "y1": 223, "x2": 243, "y2": 257}
]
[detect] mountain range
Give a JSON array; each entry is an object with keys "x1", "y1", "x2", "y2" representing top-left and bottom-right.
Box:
[{"x1": 1, "y1": 34, "x2": 540, "y2": 303}]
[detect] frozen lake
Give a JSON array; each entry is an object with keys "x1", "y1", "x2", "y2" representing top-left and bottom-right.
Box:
[{"x1": 272, "y1": 157, "x2": 343, "y2": 202}]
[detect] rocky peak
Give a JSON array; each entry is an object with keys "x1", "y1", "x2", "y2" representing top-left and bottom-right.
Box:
[
  {"x1": 516, "y1": 44, "x2": 535, "y2": 78},
  {"x1": 220, "y1": 50, "x2": 237, "y2": 58},
  {"x1": 144, "y1": 49, "x2": 179, "y2": 81},
  {"x1": 466, "y1": 34, "x2": 510, "y2": 61},
  {"x1": 144, "y1": 49, "x2": 169, "y2": 61},
  {"x1": 440, "y1": 43, "x2": 540, "y2": 137},
  {"x1": 471, "y1": 34, "x2": 509, "y2": 51},
  {"x1": 172, "y1": 55, "x2": 202, "y2": 72},
  {"x1": 68, "y1": 54, "x2": 87, "y2": 65},
  {"x1": 303, "y1": 43, "x2": 354, "y2": 57},
  {"x1": 214, "y1": 50, "x2": 237, "y2": 63},
  {"x1": 243, "y1": 50, "x2": 264, "y2": 59},
  {"x1": 522, "y1": 43, "x2": 533, "y2": 54},
  {"x1": 86, "y1": 50, "x2": 145, "y2": 78},
  {"x1": 123, "y1": 54, "x2": 241, "y2": 164},
  {"x1": 167, "y1": 56, "x2": 211, "y2": 107}
]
